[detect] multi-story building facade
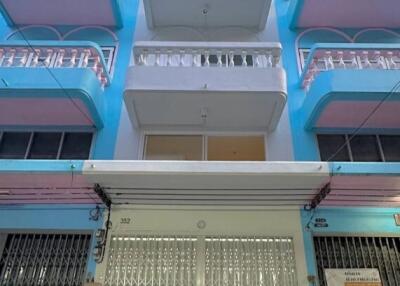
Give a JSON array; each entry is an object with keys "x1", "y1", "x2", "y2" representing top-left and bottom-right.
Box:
[{"x1": 0, "y1": 0, "x2": 399, "y2": 285}]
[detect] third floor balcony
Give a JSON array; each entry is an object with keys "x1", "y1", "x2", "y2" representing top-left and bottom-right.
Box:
[
  {"x1": 299, "y1": 43, "x2": 400, "y2": 132},
  {"x1": 124, "y1": 41, "x2": 287, "y2": 131},
  {"x1": 288, "y1": 0, "x2": 400, "y2": 29}
]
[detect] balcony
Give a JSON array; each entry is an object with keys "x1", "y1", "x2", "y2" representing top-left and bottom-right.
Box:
[
  {"x1": 300, "y1": 44, "x2": 400, "y2": 132},
  {"x1": 143, "y1": 0, "x2": 271, "y2": 30},
  {"x1": 0, "y1": 41, "x2": 110, "y2": 129},
  {"x1": 0, "y1": 0, "x2": 122, "y2": 27},
  {"x1": 288, "y1": 0, "x2": 400, "y2": 29},
  {"x1": 124, "y1": 41, "x2": 286, "y2": 131}
]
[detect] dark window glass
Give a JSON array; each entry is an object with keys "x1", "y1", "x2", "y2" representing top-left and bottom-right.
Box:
[
  {"x1": 233, "y1": 55, "x2": 253, "y2": 66},
  {"x1": 201, "y1": 55, "x2": 227, "y2": 65},
  {"x1": 317, "y1": 135, "x2": 350, "y2": 161},
  {"x1": 349, "y1": 135, "x2": 382, "y2": 162},
  {"x1": 28, "y1": 133, "x2": 61, "y2": 159},
  {"x1": 60, "y1": 133, "x2": 93, "y2": 159},
  {"x1": 380, "y1": 135, "x2": 400, "y2": 162},
  {"x1": 0, "y1": 132, "x2": 30, "y2": 159}
]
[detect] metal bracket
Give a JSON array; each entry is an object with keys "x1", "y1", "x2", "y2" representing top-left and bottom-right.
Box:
[
  {"x1": 304, "y1": 182, "x2": 331, "y2": 211},
  {"x1": 93, "y1": 184, "x2": 112, "y2": 208}
]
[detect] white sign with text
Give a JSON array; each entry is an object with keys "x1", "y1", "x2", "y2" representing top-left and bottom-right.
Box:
[{"x1": 325, "y1": 269, "x2": 382, "y2": 286}]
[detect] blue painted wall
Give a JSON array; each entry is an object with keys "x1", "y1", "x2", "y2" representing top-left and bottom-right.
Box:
[
  {"x1": 275, "y1": 1, "x2": 400, "y2": 283},
  {"x1": 0, "y1": 0, "x2": 139, "y2": 159},
  {"x1": 0, "y1": 0, "x2": 139, "y2": 278},
  {"x1": 275, "y1": 0, "x2": 400, "y2": 161}
]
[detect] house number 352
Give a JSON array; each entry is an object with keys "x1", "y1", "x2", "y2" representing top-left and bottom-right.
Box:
[{"x1": 120, "y1": 218, "x2": 131, "y2": 224}]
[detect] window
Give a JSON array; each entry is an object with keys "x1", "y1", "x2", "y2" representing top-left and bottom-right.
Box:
[
  {"x1": 144, "y1": 135, "x2": 203, "y2": 160},
  {"x1": 104, "y1": 235, "x2": 297, "y2": 286},
  {"x1": 60, "y1": 132, "x2": 93, "y2": 159},
  {"x1": 0, "y1": 132, "x2": 31, "y2": 159},
  {"x1": 349, "y1": 135, "x2": 382, "y2": 162},
  {"x1": 317, "y1": 134, "x2": 400, "y2": 162},
  {"x1": 0, "y1": 232, "x2": 91, "y2": 285},
  {"x1": 28, "y1": 132, "x2": 62, "y2": 159},
  {"x1": 144, "y1": 135, "x2": 265, "y2": 161},
  {"x1": 317, "y1": 135, "x2": 350, "y2": 161},
  {"x1": 207, "y1": 136, "x2": 265, "y2": 161},
  {"x1": 0, "y1": 131, "x2": 93, "y2": 160},
  {"x1": 380, "y1": 135, "x2": 400, "y2": 162}
]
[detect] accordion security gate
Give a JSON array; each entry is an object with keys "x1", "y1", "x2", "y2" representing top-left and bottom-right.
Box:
[
  {"x1": 314, "y1": 236, "x2": 400, "y2": 286},
  {"x1": 0, "y1": 233, "x2": 92, "y2": 286},
  {"x1": 104, "y1": 235, "x2": 298, "y2": 286}
]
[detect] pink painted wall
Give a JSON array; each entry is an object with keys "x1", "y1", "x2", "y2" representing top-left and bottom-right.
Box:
[
  {"x1": 316, "y1": 101, "x2": 400, "y2": 129},
  {"x1": 299, "y1": 0, "x2": 400, "y2": 28},
  {"x1": 0, "y1": 98, "x2": 93, "y2": 126},
  {"x1": 321, "y1": 176, "x2": 400, "y2": 207},
  {"x1": 0, "y1": 173, "x2": 100, "y2": 204},
  {"x1": 3, "y1": 0, "x2": 115, "y2": 26}
]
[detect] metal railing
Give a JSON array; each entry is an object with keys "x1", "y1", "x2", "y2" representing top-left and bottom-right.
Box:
[
  {"x1": 134, "y1": 41, "x2": 282, "y2": 68},
  {"x1": 0, "y1": 41, "x2": 110, "y2": 87},
  {"x1": 300, "y1": 43, "x2": 400, "y2": 89}
]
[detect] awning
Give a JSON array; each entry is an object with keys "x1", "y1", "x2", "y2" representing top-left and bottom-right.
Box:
[
  {"x1": 1, "y1": 160, "x2": 399, "y2": 207},
  {"x1": 83, "y1": 161, "x2": 400, "y2": 208}
]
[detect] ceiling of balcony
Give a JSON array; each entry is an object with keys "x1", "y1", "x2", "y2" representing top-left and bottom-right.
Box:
[
  {"x1": 291, "y1": 0, "x2": 400, "y2": 28},
  {"x1": 144, "y1": 0, "x2": 271, "y2": 30},
  {"x1": 0, "y1": 0, "x2": 122, "y2": 27}
]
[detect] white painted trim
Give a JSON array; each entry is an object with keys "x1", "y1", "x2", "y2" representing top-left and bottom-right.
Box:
[{"x1": 83, "y1": 160, "x2": 329, "y2": 175}]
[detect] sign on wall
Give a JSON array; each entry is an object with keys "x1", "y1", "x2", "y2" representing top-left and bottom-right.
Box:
[{"x1": 325, "y1": 269, "x2": 382, "y2": 286}]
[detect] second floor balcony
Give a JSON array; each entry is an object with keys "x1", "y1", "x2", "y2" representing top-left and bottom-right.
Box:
[
  {"x1": 124, "y1": 41, "x2": 287, "y2": 131},
  {"x1": 299, "y1": 43, "x2": 400, "y2": 132},
  {"x1": 0, "y1": 41, "x2": 110, "y2": 129}
]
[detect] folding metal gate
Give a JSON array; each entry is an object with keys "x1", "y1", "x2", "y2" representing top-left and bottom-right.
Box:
[
  {"x1": 104, "y1": 235, "x2": 298, "y2": 286},
  {"x1": 314, "y1": 236, "x2": 400, "y2": 286},
  {"x1": 0, "y1": 232, "x2": 92, "y2": 286}
]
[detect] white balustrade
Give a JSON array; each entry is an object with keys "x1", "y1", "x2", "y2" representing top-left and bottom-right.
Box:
[
  {"x1": 134, "y1": 41, "x2": 282, "y2": 69},
  {"x1": 0, "y1": 45, "x2": 109, "y2": 87},
  {"x1": 301, "y1": 48, "x2": 400, "y2": 89}
]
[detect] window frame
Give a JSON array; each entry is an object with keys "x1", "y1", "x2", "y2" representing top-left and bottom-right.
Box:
[
  {"x1": 141, "y1": 131, "x2": 268, "y2": 161},
  {"x1": 316, "y1": 134, "x2": 398, "y2": 162},
  {"x1": 0, "y1": 130, "x2": 95, "y2": 160}
]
